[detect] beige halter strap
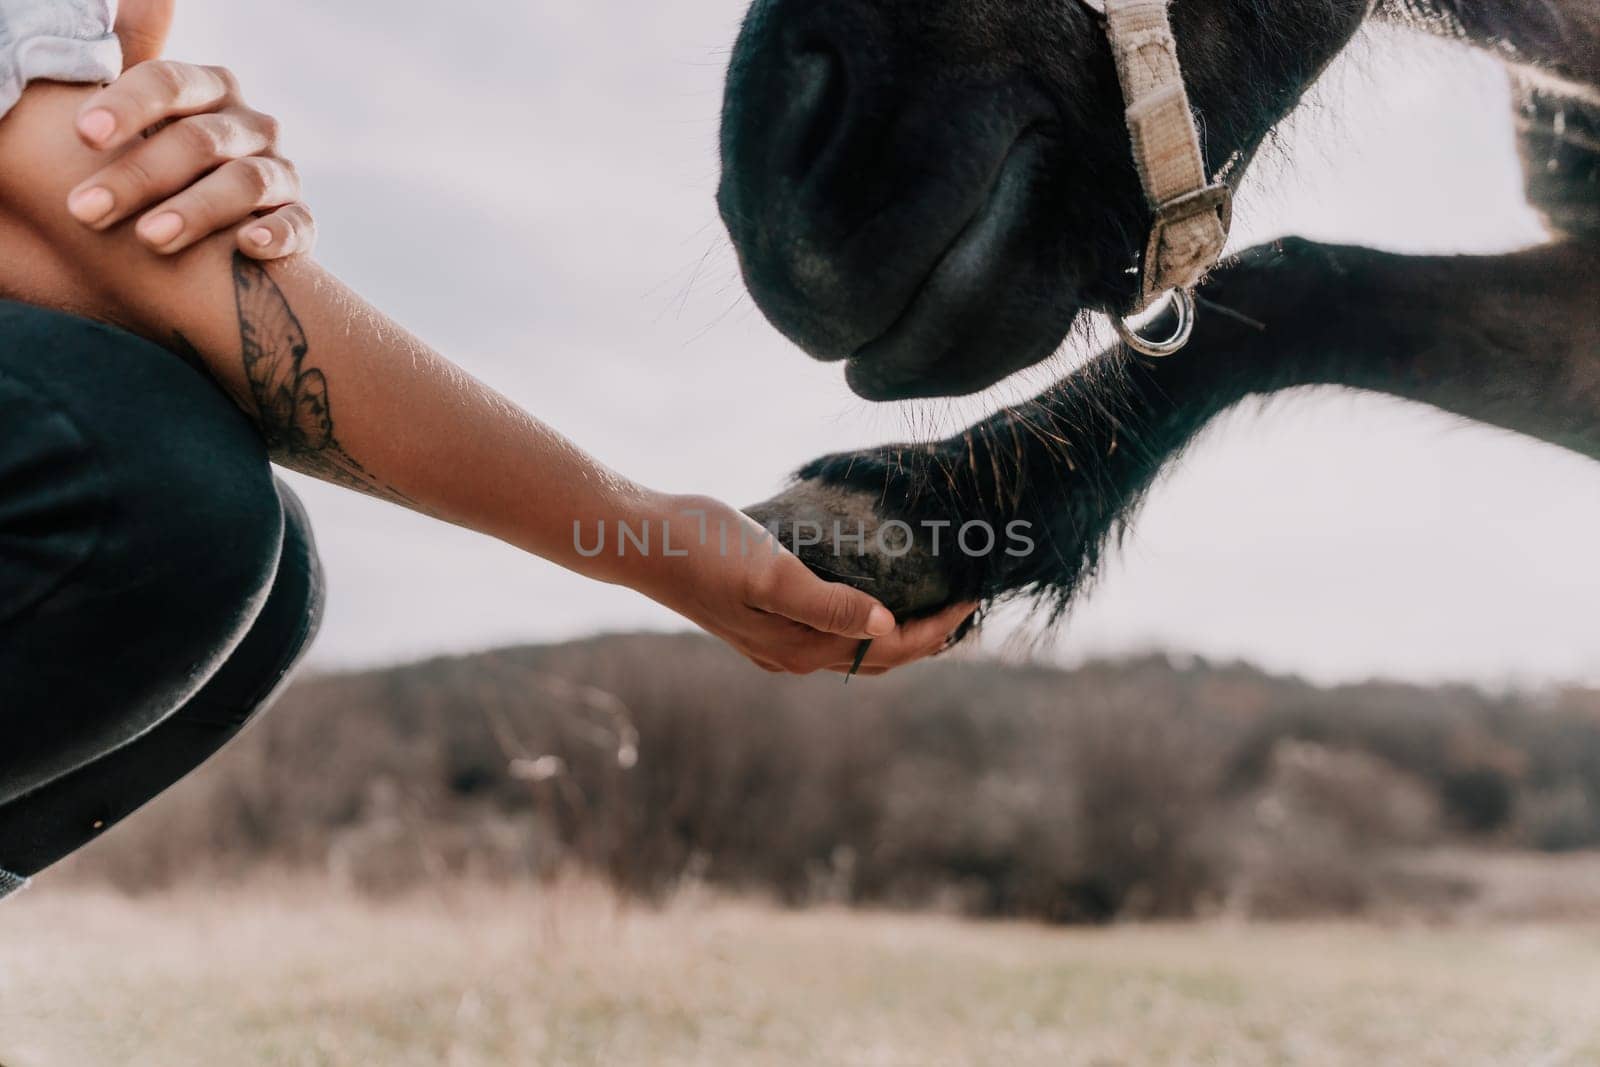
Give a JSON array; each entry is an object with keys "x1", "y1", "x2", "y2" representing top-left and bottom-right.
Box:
[{"x1": 1079, "y1": 0, "x2": 1232, "y2": 356}]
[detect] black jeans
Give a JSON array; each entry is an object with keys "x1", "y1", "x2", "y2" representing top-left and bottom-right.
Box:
[{"x1": 0, "y1": 301, "x2": 322, "y2": 889}]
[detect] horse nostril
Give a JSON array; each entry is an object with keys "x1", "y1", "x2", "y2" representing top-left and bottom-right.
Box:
[{"x1": 788, "y1": 43, "x2": 849, "y2": 180}]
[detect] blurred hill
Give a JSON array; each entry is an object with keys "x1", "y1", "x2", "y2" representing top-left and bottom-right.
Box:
[{"x1": 62, "y1": 634, "x2": 1600, "y2": 922}]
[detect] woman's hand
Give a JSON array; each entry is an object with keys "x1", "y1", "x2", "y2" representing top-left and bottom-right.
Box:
[
  {"x1": 64, "y1": 60, "x2": 314, "y2": 260},
  {"x1": 628, "y1": 495, "x2": 978, "y2": 676}
]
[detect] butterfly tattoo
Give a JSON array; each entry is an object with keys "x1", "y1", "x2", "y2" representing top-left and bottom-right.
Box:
[{"x1": 231, "y1": 254, "x2": 411, "y2": 505}]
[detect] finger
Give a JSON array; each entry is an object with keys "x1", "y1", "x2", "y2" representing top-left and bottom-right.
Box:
[
  {"x1": 763, "y1": 600, "x2": 978, "y2": 677},
  {"x1": 754, "y1": 557, "x2": 896, "y2": 640},
  {"x1": 903, "y1": 601, "x2": 982, "y2": 655},
  {"x1": 814, "y1": 601, "x2": 979, "y2": 672},
  {"x1": 770, "y1": 635, "x2": 852, "y2": 676},
  {"x1": 858, "y1": 602, "x2": 980, "y2": 669},
  {"x1": 237, "y1": 202, "x2": 317, "y2": 260},
  {"x1": 731, "y1": 610, "x2": 861, "y2": 676},
  {"x1": 117, "y1": 0, "x2": 178, "y2": 70},
  {"x1": 904, "y1": 601, "x2": 981, "y2": 647},
  {"x1": 825, "y1": 663, "x2": 890, "y2": 677},
  {"x1": 135, "y1": 157, "x2": 301, "y2": 254},
  {"x1": 76, "y1": 61, "x2": 240, "y2": 153},
  {"x1": 67, "y1": 111, "x2": 274, "y2": 230}
]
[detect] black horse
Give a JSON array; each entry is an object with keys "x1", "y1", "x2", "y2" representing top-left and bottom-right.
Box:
[{"x1": 721, "y1": 0, "x2": 1599, "y2": 619}]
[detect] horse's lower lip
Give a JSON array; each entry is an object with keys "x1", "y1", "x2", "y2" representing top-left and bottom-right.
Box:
[{"x1": 844, "y1": 131, "x2": 1051, "y2": 400}]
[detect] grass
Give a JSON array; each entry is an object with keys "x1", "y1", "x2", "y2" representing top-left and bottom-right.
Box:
[{"x1": 1, "y1": 879, "x2": 1598, "y2": 1066}]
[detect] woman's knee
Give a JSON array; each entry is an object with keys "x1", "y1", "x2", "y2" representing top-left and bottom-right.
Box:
[
  {"x1": 185, "y1": 478, "x2": 325, "y2": 730},
  {"x1": 0, "y1": 303, "x2": 292, "y2": 794},
  {"x1": 0, "y1": 481, "x2": 324, "y2": 880}
]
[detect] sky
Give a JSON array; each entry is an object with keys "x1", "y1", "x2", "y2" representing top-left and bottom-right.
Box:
[{"x1": 165, "y1": 1, "x2": 1600, "y2": 688}]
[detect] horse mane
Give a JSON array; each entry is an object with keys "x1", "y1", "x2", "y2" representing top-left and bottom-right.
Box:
[{"x1": 1378, "y1": 0, "x2": 1596, "y2": 80}]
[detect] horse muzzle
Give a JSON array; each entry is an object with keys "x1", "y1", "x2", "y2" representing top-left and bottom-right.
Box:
[{"x1": 717, "y1": 0, "x2": 1085, "y2": 400}]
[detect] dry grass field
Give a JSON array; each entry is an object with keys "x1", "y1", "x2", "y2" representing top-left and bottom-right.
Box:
[{"x1": 2, "y1": 879, "x2": 1598, "y2": 1067}]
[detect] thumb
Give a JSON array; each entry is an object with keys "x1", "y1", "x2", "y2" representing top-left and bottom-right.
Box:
[
  {"x1": 765, "y1": 561, "x2": 896, "y2": 639},
  {"x1": 116, "y1": 0, "x2": 176, "y2": 69}
]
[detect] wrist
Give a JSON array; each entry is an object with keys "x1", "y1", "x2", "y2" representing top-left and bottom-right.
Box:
[{"x1": 571, "y1": 486, "x2": 718, "y2": 593}]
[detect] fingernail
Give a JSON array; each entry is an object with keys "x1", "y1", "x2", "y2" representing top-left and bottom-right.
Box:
[
  {"x1": 246, "y1": 226, "x2": 274, "y2": 247},
  {"x1": 138, "y1": 212, "x2": 184, "y2": 246},
  {"x1": 866, "y1": 606, "x2": 895, "y2": 637},
  {"x1": 67, "y1": 187, "x2": 114, "y2": 224},
  {"x1": 78, "y1": 109, "x2": 116, "y2": 145}
]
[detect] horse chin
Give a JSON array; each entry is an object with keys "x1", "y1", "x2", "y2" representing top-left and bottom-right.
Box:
[
  {"x1": 842, "y1": 300, "x2": 1085, "y2": 402},
  {"x1": 829, "y1": 131, "x2": 1081, "y2": 402}
]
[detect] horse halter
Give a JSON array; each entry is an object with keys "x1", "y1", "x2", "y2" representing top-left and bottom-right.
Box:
[{"x1": 1077, "y1": 0, "x2": 1232, "y2": 356}]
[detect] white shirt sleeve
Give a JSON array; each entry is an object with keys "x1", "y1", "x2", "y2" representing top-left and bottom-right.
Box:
[{"x1": 0, "y1": 0, "x2": 122, "y2": 121}]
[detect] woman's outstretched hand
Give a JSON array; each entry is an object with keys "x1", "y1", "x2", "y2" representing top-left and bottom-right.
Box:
[{"x1": 625, "y1": 495, "x2": 977, "y2": 676}]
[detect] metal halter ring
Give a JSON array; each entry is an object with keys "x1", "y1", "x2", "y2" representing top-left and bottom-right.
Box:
[{"x1": 1112, "y1": 288, "x2": 1195, "y2": 359}]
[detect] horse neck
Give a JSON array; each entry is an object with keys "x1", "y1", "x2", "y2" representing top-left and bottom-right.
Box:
[
  {"x1": 1378, "y1": 0, "x2": 1600, "y2": 85},
  {"x1": 1175, "y1": 243, "x2": 1600, "y2": 459},
  {"x1": 1007, "y1": 242, "x2": 1600, "y2": 521}
]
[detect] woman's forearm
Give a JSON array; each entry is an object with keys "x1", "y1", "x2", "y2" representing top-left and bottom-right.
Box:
[
  {"x1": 181, "y1": 249, "x2": 664, "y2": 585},
  {"x1": 0, "y1": 84, "x2": 659, "y2": 588}
]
